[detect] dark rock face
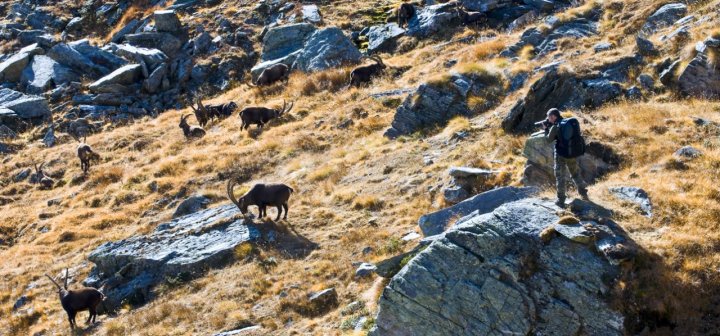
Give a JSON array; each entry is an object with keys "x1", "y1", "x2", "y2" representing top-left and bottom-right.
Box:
[
  {"x1": 261, "y1": 23, "x2": 317, "y2": 62},
  {"x1": 0, "y1": 88, "x2": 50, "y2": 119},
  {"x1": 418, "y1": 186, "x2": 539, "y2": 236},
  {"x1": 293, "y1": 27, "x2": 362, "y2": 73},
  {"x1": 677, "y1": 37, "x2": 720, "y2": 98},
  {"x1": 642, "y1": 3, "x2": 687, "y2": 34},
  {"x1": 370, "y1": 198, "x2": 633, "y2": 336},
  {"x1": 85, "y1": 204, "x2": 260, "y2": 310},
  {"x1": 20, "y1": 55, "x2": 79, "y2": 94},
  {"x1": 521, "y1": 132, "x2": 621, "y2": 186},
  {"x1": 501, "y1": 70, "x2": 623, "y2": 133}
]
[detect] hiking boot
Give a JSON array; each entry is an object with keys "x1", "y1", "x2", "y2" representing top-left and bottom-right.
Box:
[
  {"x1": 555, "y1": 198, "x2": 566, "y2": 208},
  {"x1": 579, "y1": 188, "x2": 589, "y2": 200}
]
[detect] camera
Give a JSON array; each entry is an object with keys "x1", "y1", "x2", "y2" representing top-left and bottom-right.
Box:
[{"x1": 534, "y1": 119, "x2": 551, "y2": 128}]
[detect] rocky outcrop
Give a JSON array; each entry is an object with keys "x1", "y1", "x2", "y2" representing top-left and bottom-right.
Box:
[
  {"x1": 419, "y1": 186, "x2": 538, "y2": 236},
  {"x1": 85, "y1": 204, "x2": 260, "y2": 310},
  {"x1": 293, "y1": 27, "x2": 361, "y2": 72},
  {"x1": 371, "y1": 198, "x2": 635, "y2": 336},
  {"x1": 88, "y1": 64, "x2": 143, "y2": 93},
  {"x1": 0, "y1": 44, "x2": 44, "y2": 82},
  {"x1": 521, "y1": 131, "x2": 621, "y2": 186},
  {"x1": 20, "y1": 55, "x2": 78, "y2": 94},
  {"x1": 406, "y1": 2, "x2": 463, "y2": 38},
  {"x1": 677, "y1": 36, "x2": 720, "y2": 98},
  {"x1": 502, "y1": 69, "x2": 624, "y2": 133},
  {"x1": 385, "y1": 70, "x2": 505, "y2": 138},
  {"x1": 261, "y1": 23, "x2": 317, "y2": 62},
  {"x1": 642, "y1": 3, "x2": 687, "y2": 34},
  {"x1": 366, "y1": 23, "x2": 406, "y2": 54}
]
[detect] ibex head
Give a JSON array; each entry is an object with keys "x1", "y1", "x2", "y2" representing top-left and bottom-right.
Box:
[
  {"x1": 227, "y1": 180, "x2": 249, "y2": 214},
  {"x1": 45, "y1": 269, "x2": 69, "y2": 296}
]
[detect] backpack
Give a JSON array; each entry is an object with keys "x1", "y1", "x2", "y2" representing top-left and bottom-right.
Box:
[{"x1": 556, "y1": 117, "x2": 585, "y2": 158}]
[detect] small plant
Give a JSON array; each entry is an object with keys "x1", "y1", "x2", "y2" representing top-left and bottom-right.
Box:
[{"x1": 379, "y1": 237, "x2": 404, "y2": 255}]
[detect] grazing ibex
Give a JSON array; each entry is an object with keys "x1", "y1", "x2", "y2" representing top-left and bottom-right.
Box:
[
  {"x1": 73, "y1": 136, "x2": 101, "y2": 175},
  {"x1": 46, "y1": 269, "x2": 105, "y2": 330},
  {"x1": 179, "y1": 114, "x2": 206, "y2": 139},
  {"x1": 206, "y1": 101, "x2": 238, "y2": 122},
  {"x1": 249, "y1": 63, "x2": 290, "y2": 86},
  {"x1": 239, "y1": 100, "x2": 294, "y2": 130},
  {"x1": 188, "y1": 97, "x2": 210, "y2": 127},
  {"x1": 227, "y1": 180, "x2": 294, "y2": 221},
  {"x1": 32, "y1": 162, "x2": 54, "y2": 189},
  {"x1": 396, "y1": 3, "x2": 416, "y2": 28},
  {"x1": 349, "y1": 56, "x2": 387, "y2": 87}
]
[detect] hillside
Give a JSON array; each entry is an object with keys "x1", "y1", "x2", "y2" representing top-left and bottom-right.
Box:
[{"x1": 1, "y1": 0, "x2": 720, "y2": 335}]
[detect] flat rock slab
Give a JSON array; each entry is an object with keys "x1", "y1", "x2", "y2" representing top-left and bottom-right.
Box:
[
  {"x1": 86, "y1": 204, "x2": 260, "y2": 310},
  {"x1": 419, "y1": 186, "x2": 538, "y2": 236},
  {"x1": 448, "y1": 166, "x2": 496, "y2": 178}
]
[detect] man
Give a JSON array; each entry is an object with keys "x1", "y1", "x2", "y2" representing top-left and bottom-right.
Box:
[{"x1": 543, "y1": 108, "x2": 588, "y2": 207}]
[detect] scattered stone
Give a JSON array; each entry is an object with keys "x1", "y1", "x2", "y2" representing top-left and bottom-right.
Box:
[
  {"x1": 442, "y1": 185, "x2": 470, "y2": 204},
  {"x1": 212, "y1": 326, "x2": 263, "y2": 336},
  {"x1": 637, "y1": 73, "x2": 655, "y2": 91},
  {"x1": 125, "y1": 33, "x2": 183, "y2": 57},
  {"x1": 0, "y1": 88, "x2": 51, "y2": 119},
  {"x1": 635, "y1": 36, "x2": 658, "y2": 57},
  {"x1": 593, "y1": 41, "x2": 612, "y2": 52},
  {"x1": 13, "y1": 168, "x2": 31, "y2": 182},
  {"x1": 609, "y1": 186, "x2": 652, "y2": 217},
  {"x1": 154, "y1": 10, "x2": 182, "y2": 33},
  {"x1": 12, "y1": 296, "x2": 28, "y2": 311},
  {"x1": 42, "y1": 125, "x2": 55, "y2": 147},
  {"x1": 88, "y1": 64, "x2": 143, "y2": 93},
  {"x1": 355, "y1": 263, "x2": 377, "y2": 278},
  {"x1": 401, "y1": 231, "x2": 421, "y2": 241},
  {"x1": 302, "y1": 5, "x2": 322, "y2": 24},
  {"x1": 172, "y1": 195, "x2": 211, "y2": 218},
  {"x1": 674, "y1": 146, "x2": 702, "y2": 159},
  {"x1": 307, "y1": 288, "x2": 339, "y2": 314}
]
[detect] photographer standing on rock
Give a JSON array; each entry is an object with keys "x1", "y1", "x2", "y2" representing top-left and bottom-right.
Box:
[{"x1": 541, "y1": 108, "x2": 588, "y2": 207}]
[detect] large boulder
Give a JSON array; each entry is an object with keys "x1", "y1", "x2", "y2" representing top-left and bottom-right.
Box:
[
  {"x1": 521, "y1": 132, "x2": 621, "y2": 186},
  {"x1": 69, "y1": 40, "x2": 128, "y2": 70},
  {"x1": 366, "y1": 23, "x2": 406, "y2": 54},
  {"x1": 111, "y1": 44, "x2": 168, "y2": 70},
  {"x1": 418, "y1": 186, "x2": 539, "y2": 236},
  {"x1": 370, "y1": 198, "x2": 634, "y2": 336},
  {"x1": 153, "y1": 10, "x2": 182, "y2": 33},
  {"x1": 250, "y1": 53, "x2": 298, "y2": 82},
  {"x1": 293, "y1": 27, "x2": 362, "y2": 72},
  {"x1": 642, "y1": 3, "x2": 687, "y2": 34},
  {"x1": 48, "y1": 43, "x2": 109, "y2": 78},
  {"x1": 0, "y1": 44, "x2": 44, "y2": 82},
  {"x1": 125, "y1": 33, "x2": 183, "y2": 57},
  {"x1": 261, "y1": 23, "x2": 317, "y2": 61},
  {"x1": 21, "y1": 55, "x2": 79, "y2": 94},
  {"x1": 85, "y1": 204, "x2": 261, "y2": 310},
  {"x1": 0, "y1": 88, "x2": 50, "y2": 119},
  {"x1": 385, "y1": 70, "x2": 505, "y2": 138},
  {"x1": 406, "y1": 2, "x2": 462, "y2": 38},
  {"x1": 677, "y1": 37, "x2": 720, "y2": 98},
  {"x1": 501, "y1": 70, "x2": 623, "y2": 133},
  {"x1": 88, "y1": 64, "x2": 143, "y2": 94}
]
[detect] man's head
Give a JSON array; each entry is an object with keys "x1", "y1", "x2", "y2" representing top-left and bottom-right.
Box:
[{"x1": 546, "y1": 108, "x2": 561, "y2": 123}]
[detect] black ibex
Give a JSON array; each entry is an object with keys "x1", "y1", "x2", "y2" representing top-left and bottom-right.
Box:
[
  {"x1": 206, "y1": 101, "x2": 238, "y2": 122},
  {"x1": 227, "y1": 180, "x2": 294, "y2": 221},
  {"x1": 456, "y1": 3, "x2": 486, "y2": 26},
  {"x1": 249, "y1": 63, "x2": 290, "y2": 86},
  {"x1": 188, "y1": 97, "x2": 210, "y2": 127},
  {"x1": 46, "y1": 269, "x2": 106, "y2": 330},
  {"x1": 349, "y1": 56, "x2": 387, "y2": 87},
  {"x1": 73, "y1": 136, "x2": 101, "y2": 175},
  {"x1": 238, "y1": 100, "x2": 294, "y2": 130},
  {"x1": 396, "y1": 3, "x2": 416, "y2": 28},
  {"x1": 179, "y1": 114, "x2": 206, "y2": 139},
  {"x1": 32, "y1": 162, "x2": 54, "y2": 189}
]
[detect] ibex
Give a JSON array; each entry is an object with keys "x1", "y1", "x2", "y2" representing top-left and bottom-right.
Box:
[
  {"x1": 206, "y1": 101, "x2": 238, "y2": 122},
  {"x1": 456, "y1": 3, "x2": 486, "y2": 26},
  {"x1": 249, "y1": 63, "x2": 290, "y2": 86},
  {"x1": 227, "y1": 180, "x2": 294, "y2": 221},
  {"x1": 46, "y1": 269, "x2": 106, "y2": 330},
  {"x1": 349, "y1": 56, "x2": 387, "y2": 87},
  {"x1": 73, "y1": 136, "x2": 101, "y2": 175},
  {"x1": 32, "y1": 162, "x2": 54, "y2": 189},
  {"x1": 396, "y1": 3, "x2": 416, "y2": 28},
  {"x1": 179, "y1": 114, "x2": 206, "y2": 139},
  {"x1": 188, "y1": 97, "x2": 210, "y2": 127},
  {"x1": 239, "y1": 100, "x2": 294, "y2": 130}
]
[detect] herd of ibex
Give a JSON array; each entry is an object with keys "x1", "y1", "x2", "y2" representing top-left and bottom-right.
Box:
[{"x1": 32, "y1": 1, "x2": 485, "y2": 330}]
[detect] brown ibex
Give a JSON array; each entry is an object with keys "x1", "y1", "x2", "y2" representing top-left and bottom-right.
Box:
[
  {"x1": 46, "y1": 269, "x2": 106, "y2": 330},
  {"x1": 238, "y1": 100, "x2": 293, "y2": 130},
  {"x1": 456, "y1": 2, "x2": 486, "y2": 26},
  {"x1": 206, "y1": 101, "x2": 238, "y2": 122},
  {"x1": 249, "y1": 63, "x2": 290, "y2": 86},
  {"x1": 349, "y1": 56, "x2": 387, "y2": 87},
  {"x1": 73, "y1": 136, "x2": 101, "y2": 175},
  {"x1": 227, "y1": 180, "x2": 294, "y2": 221},
  {"x1": 32, "y1": 162, "x2": 55, "y2": 189},
  {"x1": 179, "y1": 114, "x2": 206, "y2": 139},
  {"x1": 188, "y1": 97, "x2": 210, "y2": 127}
]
